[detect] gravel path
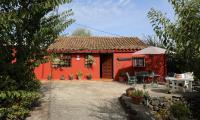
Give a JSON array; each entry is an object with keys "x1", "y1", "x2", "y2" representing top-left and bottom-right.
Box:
[{"x1": 27, "y1": 81, "x2": 129, "y2": 120}]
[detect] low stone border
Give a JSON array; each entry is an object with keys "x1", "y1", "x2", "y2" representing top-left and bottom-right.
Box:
[
  {"x1": 119, "y1": 94, "x2": 155, "y2": 120},
  {"x1": 148, "y1": 96, "x2": 183, "y2": 111}
]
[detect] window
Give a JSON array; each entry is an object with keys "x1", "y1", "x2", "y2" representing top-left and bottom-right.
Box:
[
  {"x1": 52, "y1": 54, "x2": 71, "y2": 67},
  {"x1": 62, "y1": 55, "x2": 71, "y2": 67},
  {"x1": 85, "y1": 54, "x2": 94, "y2": 68},
  {"x1": 133, "y1": 58, "x2": 145, "y2": 67}
]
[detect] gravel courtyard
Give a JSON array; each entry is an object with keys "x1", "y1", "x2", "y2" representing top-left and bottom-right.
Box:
[{"x1": 27, "y1": 80, "x2": 130, "y2": 120}]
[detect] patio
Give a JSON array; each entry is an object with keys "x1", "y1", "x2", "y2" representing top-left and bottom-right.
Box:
[
  {"x1": 27, "y1": 80, "x2": 129, "y2": 120},
  {"x1": 131, "y1": 84, "x2": 181, "y2": 97},
  {"x1": 26, "y1": 80, "x2": 181, "y2": 120}
]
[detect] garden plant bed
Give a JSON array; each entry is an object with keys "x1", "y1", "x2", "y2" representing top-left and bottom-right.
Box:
[
  {"x1": 147, "y1": 96, "x2": 184, "y2": 120},
  {"x1": 183, "y1": 91, "x2": 200, "y2": 119},
  {"x1": 119, "y1": 94, "x2": 155, "y2": 120},
  {"x1": 119, "y1": 87, "x2": 192, "y2": 120}
]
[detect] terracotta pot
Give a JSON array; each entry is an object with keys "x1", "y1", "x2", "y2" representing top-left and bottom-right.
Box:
[
  {"x1": 78, "y1": 76, "x2": 82, "y2": 80},
  {"x1": 132, "y1": 96, "x2": 143, "y2": 104},
  {"x1": 175, "y1": 74, "x2": 184, "y2": 79}
]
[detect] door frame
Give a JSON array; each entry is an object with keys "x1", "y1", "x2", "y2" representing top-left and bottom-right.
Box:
[{"x1": 100, "y1": 53, "x2": 114, "y2": 79}]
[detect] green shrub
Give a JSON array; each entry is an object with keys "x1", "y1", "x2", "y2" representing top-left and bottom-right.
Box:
[
  {"x1": 0, "y1": 74, "x2": 41, "y2": 92},
  {"x1": 0, "y1": 91, "x2": 41, "y2": 120},
  {"x1": 0, "y1": 106, "x2": 30, "y2": 120},
  {"x1": 3, "y1": 64, "x2": 41, "y2": 91},
  {"x1": 0, "y1": 64, "x2": 41, "y2": 119},
  {"x1": 183, "y1": 92, "x2": 200, "y2": 119},
  {"x1": 0, "y1": 91, "x2": 40, "y2": 107},
  {"x1": 18, "y1": 79, "x2": 41, "y2": 92},
  {"x1": 0, "y1": 75, "x2": 17, "y2": 91},
  {"x1": 169, "y1": 101, "x2": 190, "y2": 120}
]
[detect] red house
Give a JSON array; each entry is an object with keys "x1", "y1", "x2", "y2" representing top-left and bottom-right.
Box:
[{"x1": 34, "y1": 36, "x2": 166, "y2": 82}]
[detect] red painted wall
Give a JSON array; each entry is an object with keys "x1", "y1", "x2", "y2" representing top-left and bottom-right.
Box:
[
  {"x1": 34, "y1": 54, "x2": 100, "y2": 80},
  {"x1": 113, "y1": 53, "x2": 166, "y2": 82},
  {"x1": 34, "y1": 52, "x2": 166, "y2": 82},
  {"x1": 144, "y1": 54, "x2": 167, "y2": 82},
  {"x1": 113, "y1": 53, "x2": 137, "y2": 80}
]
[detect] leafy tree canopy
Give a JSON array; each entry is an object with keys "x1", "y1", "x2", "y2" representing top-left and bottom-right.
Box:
[
  {"x1": 0, "y1": 0, "x2": 74, "y2": 90},
  {"x1": 71, "y1": 28, "x2": 92, "y2": 36},
  {"x1": 148, "y1": 0, "x2": 200, "y2": 79}
]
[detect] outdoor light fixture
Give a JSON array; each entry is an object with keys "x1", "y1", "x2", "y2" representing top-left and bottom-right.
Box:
[{"x1": 76, "y1": 55, "x2": 80, "y2": 60}]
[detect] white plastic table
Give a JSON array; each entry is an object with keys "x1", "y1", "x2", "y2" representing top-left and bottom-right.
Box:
[{"x1": 165, "y1": 77, "x2": 194, "y2": 92}]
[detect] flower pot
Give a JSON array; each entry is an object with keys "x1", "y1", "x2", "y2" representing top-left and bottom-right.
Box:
[
  {"x1": 175, "y1": 74, "x2": 184, "y2": 79},
  {"x1": 60, "y1": 75, "x2": 65, "y2": 80},
  {"x1": 132, "y1": 96, "x2": 143, "y2": 104},
  {"x1": 78, "y1": 76, "x2": 82, "y2": 80},
  {"x1": 87, "y1": 76, "x2": 92, "y2": 80},
  {"x1": 47, "y1": 75, "x2": 52, "y2": 80}
]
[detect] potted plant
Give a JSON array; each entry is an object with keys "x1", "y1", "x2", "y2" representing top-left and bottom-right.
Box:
[
  {"x1": 47, "y1": 74, "x2": 52, "y2": 80},
  {"x1": 69, "y1": 74, "x2": 74, "y2": 80},
  {"x1": 119, "y1": 71, "x2": 126, "y2": 82},
  {"x1": 130, "y1": 89, "x2": 144, "y2": 104},
  {"x1": 59, "y1": 60, "x2": 65, "y2": 67},
  {"x1": 60, "y1": 75, "x2": 65, "y2": 80},
  {"x1": 77, "y1": 70, "x2": 83, "y2": 80},
  {"x1": 85, "y1": 55, "x2": 95, "y2": 67},
  {"x1": 52, "y1": 57, "x2": 60, "y2": 68},
  {"x1": 87, "y1": 73, "x2": 92, "y2": 80}
]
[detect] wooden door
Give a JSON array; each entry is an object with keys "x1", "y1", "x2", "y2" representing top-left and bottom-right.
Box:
[{"x1": 101, "y1": 54, "x2": 113, "y2": 79}]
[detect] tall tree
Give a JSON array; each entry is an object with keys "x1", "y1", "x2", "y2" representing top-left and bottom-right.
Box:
[
  {"x1": 71, "y1": 28, "x2": 92, "y2": 36},
  {"x1": 0, "y1": 0, "x2": 74, "y2": 90},
  {"x1": 148, "y1": 0, "x2": 200, "y2": 79},
  {"x1": 143, "y1": 35, "x2": 165, "y2": 48}
]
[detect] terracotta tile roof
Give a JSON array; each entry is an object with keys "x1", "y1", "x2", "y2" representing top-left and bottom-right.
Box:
[{"x1": 48, "y1": 36, "x2": 147, "y2": 52}]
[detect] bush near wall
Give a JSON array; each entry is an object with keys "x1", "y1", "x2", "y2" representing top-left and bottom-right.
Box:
[
  {"x1": 0, "y1": 91, "x2": 41, "y2": 120},
  {"x1": 0, "y1": 65, "x2": 41, "y2": 119}
]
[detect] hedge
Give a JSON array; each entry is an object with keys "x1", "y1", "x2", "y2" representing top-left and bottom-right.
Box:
[{"x1": 0, "y1": 91, "x2": 40, "y2": 120}]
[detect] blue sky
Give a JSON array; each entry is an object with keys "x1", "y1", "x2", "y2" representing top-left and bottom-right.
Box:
[{"x1": 59, "y1": 0, "x2": 174, "y2": 39}]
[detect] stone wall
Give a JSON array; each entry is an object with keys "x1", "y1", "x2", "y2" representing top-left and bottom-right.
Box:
[{"x1": 119, "y1": 94, "x2": 155, "y2": 120}]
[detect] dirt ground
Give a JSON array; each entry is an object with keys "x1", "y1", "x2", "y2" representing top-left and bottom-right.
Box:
[{"x1": 26, "y1": 80, "x2": 130, "y2": 120}]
